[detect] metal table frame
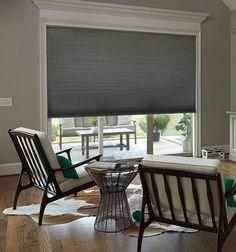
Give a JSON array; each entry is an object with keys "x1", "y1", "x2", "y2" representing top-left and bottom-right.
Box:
[
  {"x1": 76, "y1": 128, "x2": 135, "y2": 158},
  {"x1": 85, "y1": 164, "x2": 138, "y2": 233}
]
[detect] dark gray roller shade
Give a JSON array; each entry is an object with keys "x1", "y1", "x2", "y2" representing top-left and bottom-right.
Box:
[{"x1": 47, "y1": 26, "x2": 196, "y2": 117}]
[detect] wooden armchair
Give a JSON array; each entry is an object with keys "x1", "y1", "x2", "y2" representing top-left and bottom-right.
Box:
[
  {"x1": 137, "y1": 155, "x2": 236, "y2": 252},
  {"x1": 9, "y1": 127, "x2": 102, "y2": 225}
]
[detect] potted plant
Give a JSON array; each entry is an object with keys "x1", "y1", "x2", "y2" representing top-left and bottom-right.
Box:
[
  {"x1": 89, "y1": 117, "x2": 98, "y2": 133},
  {"x1": 175, "y1": 113, "x2": 192, "y2": 152},
  {"x1": 153, "y1": 114, "x2": 170, "y2": 141}
]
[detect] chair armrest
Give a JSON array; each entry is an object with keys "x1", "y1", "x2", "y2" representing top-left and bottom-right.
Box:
[
  {"x1": 225, "y1": 183, "x2": 236, "y2": 199},
  {"x1": 130, "y1": 119, "x2": 136, "y2": 125},
  {"x1": 55, "y1": 148, "x2": 72, "y2": 161},
  {"x1": 53, "y1": 154, "x2": 102, "y2": 172},
  {"x1": 130, "y1": 120, "x2": 136, "y2": 130}
]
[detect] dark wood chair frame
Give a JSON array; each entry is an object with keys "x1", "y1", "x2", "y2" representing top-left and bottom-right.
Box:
[
  {"x1": 9, "y1": 129, "x2": 102, "y2": 225},
  {"x1": 137, "y1": 164, "x2": 236, "y2": 252}
]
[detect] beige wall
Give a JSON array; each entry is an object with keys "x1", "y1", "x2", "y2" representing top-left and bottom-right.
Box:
[
  {"x1": 0, "y1": 0, "x2": 231, "y2": 166},
  {"x1": 231, "y1": 10, "x2": 236, "y2": 25},
  {"x1": 0, "y1": 0, "x2": 39, "y2": 164},
  {"x1": 231, "y1": 11, "x2": 236, "y2": 110}
]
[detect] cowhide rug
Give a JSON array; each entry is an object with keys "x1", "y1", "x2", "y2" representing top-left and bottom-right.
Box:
[{"x1": 3, "y1": 184, "x2": 198, "y2": 236}]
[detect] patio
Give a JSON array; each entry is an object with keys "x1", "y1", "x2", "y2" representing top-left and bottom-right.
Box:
[{"x1": 52, "y1": 136, "x2": 183, "y2": 162}]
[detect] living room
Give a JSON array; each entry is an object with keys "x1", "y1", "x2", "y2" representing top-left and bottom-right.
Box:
[{"x1": 0, "y1": 0, "x2": 236, "y2": 251}]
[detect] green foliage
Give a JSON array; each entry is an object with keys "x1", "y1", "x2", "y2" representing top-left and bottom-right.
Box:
[
  {"x1": 175, "y1": 113, "x2": 192, "y2": 140},
  {"x1": 51, "y1": 122, "x2": 59, "y2": 142},
  {"x1": 89, "y1": 117, "x2": 98, "y2": 126},
  {"x1": 153, "y1": 114, "x2": 170, "y2": 134},
  {"x1": 138, "y1": 117, "x2": 147, "y2": 133},
  {"x1": 138, "y1": 114, "x2": 171, "y2": 134}
]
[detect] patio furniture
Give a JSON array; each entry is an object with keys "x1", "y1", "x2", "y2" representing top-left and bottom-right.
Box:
[
  {"x1": 8, "y1": 127, "x2": 102, "y2": 225},
  {"x1": 59, "y1": 115, "x2": 137, "y2": 149},
  {"x1": 85, "y1": 162, "x2": 138, "y2": 232},
  {"x1": 76, "y1": 128, "x2": 135, "y2": 158},
  {"x1": 137, "y1": 155, "x2": 236, "y2": 252}
]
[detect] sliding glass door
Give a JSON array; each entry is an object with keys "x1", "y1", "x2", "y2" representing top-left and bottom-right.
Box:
[{"x1": 49, "y1": 113, "x2": 193, "y2": 162}]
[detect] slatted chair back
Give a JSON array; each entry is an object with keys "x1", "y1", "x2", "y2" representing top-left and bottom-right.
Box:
[
  {"x1": 140, "y1": 167, "x2": 226, "y2": 232},
  {"x1": 136, "y1": 155, "x2": 236, "y2": 252},
  {"x1": 139, "y1": 156, "x2": 227, "y2": 232},
  {"x1": 9, "y1": 127, "x2": 63, "y2": 194}
]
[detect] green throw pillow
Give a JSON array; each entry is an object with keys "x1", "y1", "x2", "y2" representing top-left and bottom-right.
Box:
[
  {"x1": 224, "y1": 177, "x2": 236, "y2": 208},
  {"x1": 56, "y1": 155, "x2": 79, "y2": 179}
]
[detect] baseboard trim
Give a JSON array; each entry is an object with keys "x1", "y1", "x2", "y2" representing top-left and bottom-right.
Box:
[
  {"x1": 0, "y1": 163, "x2": 21, "y2": 176},
  {"x1": 229, "y1": 153, "x2": 236, "y2": 161}
]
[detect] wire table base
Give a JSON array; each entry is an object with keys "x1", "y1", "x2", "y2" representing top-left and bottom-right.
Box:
[
  {"x1": 95, "y1": 190, "x2": 133, "y2": 232},
  {"x1": 85, "y1": 164, "x2": 138, "y2": 233}
]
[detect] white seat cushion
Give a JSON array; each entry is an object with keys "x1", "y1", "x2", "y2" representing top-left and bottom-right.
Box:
[
  {"x1": 156, "y1": 206, "x2": 236, "y2": 225},
  {"x1": 142, "y1": 155, "x2": 226, "y2": 225},
  {"x1": 58, "y1": 165, "x2": 94, "y2": 192},
  {"x1": 12, "y1": 127, "x2": 65, "y2": 184},
  {"x1": 143, "y1": 155, "x2": 222, "y2": 174},
  {"x1": 226, "y1": 207, "x2": 236, "y2": 222}
]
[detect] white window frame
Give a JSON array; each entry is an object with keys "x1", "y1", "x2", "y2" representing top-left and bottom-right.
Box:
[{"x1": 34, "y1": 0, "x2": 208, "y2": 157}]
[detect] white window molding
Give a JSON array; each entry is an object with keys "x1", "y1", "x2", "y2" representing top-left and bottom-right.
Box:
[
  {"x1": 33, "y1": 0, "x2": 208, "y2": 157},
  {"x1": 222, "y1": 0, "x2": 236, "y2": 11},
  {"x1": 33, "y1": 0, "x2": 208, "y2": 34}
]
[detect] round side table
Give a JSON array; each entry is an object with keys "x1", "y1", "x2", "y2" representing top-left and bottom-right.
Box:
[{"x1": 85, "y1": 164, "x2": 138, "y2": 233}]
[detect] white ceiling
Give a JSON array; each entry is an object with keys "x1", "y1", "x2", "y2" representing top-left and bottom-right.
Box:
[{"x1": 222, "y1": 0, "x2": 236, "y2": 10}]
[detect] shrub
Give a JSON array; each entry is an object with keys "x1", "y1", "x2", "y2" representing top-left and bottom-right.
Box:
[
  {"x1": 175, "y1": 113, "x2": 192, "y2": 140},
  {"x1": 153, "y1": 114, "x2": 170, "y2": 134},
  {"x1": 51, "y1": 122, "x2": 59, "y2": 142}
]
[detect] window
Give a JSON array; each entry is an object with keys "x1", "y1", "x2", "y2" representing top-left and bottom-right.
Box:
[{"x1": 51, "y1": 113, "x2": 193, "y2": 161}]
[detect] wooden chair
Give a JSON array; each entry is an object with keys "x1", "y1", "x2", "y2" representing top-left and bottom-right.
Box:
[
  {"x1": 137, "y1": 155, "x2": 236, "y2": 252},
  {"x1": 9, "y1": 127, "x2": 102, "y2": 225}
]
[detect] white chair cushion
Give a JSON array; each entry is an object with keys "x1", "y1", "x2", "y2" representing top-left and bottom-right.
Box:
[
  {"x1": 117, "y1": 115, "x2": 131, "y2": 125},
  {"x1": 142, "y1": 155, "x2": 225, "y2": 224},
  {"x1": 155, "y1": 206, "x2": 236, "y2": 225},
  {"x1": 226, "y1": 207, "x2": 236, "y2": 223},
  {"x1": 58, "y1": 165, "x2": 93, "y2": 192},
  {"x1": 13, "y1": 127, "x2": 64, "y2": 184},
  {"x1": 143, "y1": 155, "x2": 222, "y2": 174},
  {"x1": 61, "y1": 118, "x2": 75, "y2": 128}
]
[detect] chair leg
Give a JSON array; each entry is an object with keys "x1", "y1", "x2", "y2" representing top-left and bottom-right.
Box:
[
  {"x1": 38, "y1": 203, "x2": 46, "y2": 226},
  {"x1": 217, "y1": 232, "x2": 223, "y2": 252},
  {"x1": 38, "y1": 194, "x2": 51, "y2": 226},
  {"x1": 13, "y1": 185, "x2": 22, "y2": 209},
  {"x1": 13, "y1": 173, "x2": 33, "y2": 209},
  {"x1": 137, "y1": 200, "x2": 149, "y2": 252},
  {"x1": 217, "y1": 241, "x2": 222, "y2": 252},
  {"x1": 137, "y1": 225, "x2": 145, "y2": 252}
]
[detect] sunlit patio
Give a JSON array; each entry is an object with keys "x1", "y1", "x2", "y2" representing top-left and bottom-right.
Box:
[{"x1": 52, "y1": 135, "x2": 183, "y2": 162}]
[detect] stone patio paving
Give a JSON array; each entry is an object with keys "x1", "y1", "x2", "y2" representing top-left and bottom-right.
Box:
[{"x1": 52, "y1": 136, "x2": 183, "y2": 162}]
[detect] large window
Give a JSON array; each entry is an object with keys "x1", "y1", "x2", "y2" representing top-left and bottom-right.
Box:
[
  {"x1": 40, "y1": 2, "x2": 206, "y2": 164},
  {"x1": 47, "y1": 26, "x2": 197, "y2": 159}
]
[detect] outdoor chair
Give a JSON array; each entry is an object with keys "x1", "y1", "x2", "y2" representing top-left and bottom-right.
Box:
[
  {"x1": 137, "y1": 155, "x2": 236, "y2": 252},
  {"x1": 9, "y1": 127, "x2": 102, "y2": 225}
]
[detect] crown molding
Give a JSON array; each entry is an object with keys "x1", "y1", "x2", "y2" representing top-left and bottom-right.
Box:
[
  {"x1": 230, "y1": 27, "x2": 236, "y2": 33},
  {"x1": 222, "y1": 0, "x2": 236, "y2": 11},
  {"x1": 32, "y1": 0, "x2": 208, "y2": 24}
]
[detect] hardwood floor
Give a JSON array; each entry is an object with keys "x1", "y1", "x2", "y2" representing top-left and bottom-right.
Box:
[{"x1": 1, "y1": 161, "x2": 236, "y2": 252}]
